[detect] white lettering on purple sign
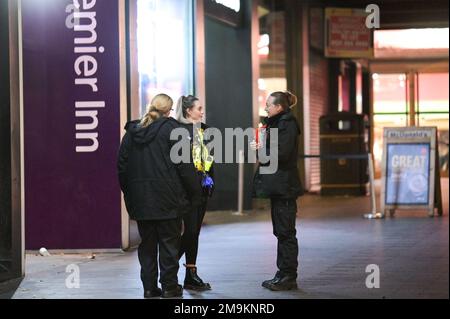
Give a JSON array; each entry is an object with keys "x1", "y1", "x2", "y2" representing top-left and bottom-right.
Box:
[{"x1": 66, "y1": 0, "x2": 105, "y2": 153}]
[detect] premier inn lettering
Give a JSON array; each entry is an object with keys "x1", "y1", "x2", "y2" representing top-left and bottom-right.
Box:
[{"x1": 66, "y1": 0, "x2": 105, "y2": 153}]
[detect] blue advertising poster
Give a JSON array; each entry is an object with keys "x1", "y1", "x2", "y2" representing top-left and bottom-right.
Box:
[{"x1": 386, "y1": 144, "x2": 430, "y2": 205}]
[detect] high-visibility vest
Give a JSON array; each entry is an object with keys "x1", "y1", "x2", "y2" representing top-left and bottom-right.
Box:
[{"x1": 192, "y1": 127, "x2": 214, "y2": 174}]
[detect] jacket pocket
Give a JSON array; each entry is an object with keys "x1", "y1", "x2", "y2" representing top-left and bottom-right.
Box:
[{"x1": 253, "y1": 169, "x2": 289, "y2": 198}]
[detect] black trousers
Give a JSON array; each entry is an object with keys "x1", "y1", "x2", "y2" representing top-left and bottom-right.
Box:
[
  {"x1": 270, "y1": 198, "x2": 299, "y2": 277},
  {"x1": 137, "y1": 218, "x2": 182, "y2": 291},
  {"x1": 179, "y1": 201, "x2": 207, "y2": 265}
]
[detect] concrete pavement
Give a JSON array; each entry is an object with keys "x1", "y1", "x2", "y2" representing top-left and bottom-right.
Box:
[{"x1": 11, "y1": 179, "x2": 449, "y2": 299}]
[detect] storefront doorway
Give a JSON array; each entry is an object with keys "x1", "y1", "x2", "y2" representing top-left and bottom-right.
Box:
[{"x1": 371, "y1": 28, "x2": 449, "y2": 178}]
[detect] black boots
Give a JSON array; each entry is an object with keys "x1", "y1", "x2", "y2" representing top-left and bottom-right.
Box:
[
  {"x1": 144, "y1": 287, "x2": 162, "y2": 298},
  {"x1": 262, "y1": 272, "x2": 298, "y2": 291},
  {"x1": 162, "y1": 285, "x2": 183, "y2": 298},
  {"x1": 145, "y1": 285, "x2": 183, "y2": 298},
  {"x1": 184, "y1": 266, "x2": 212, "y2": 291},
  {"x1": 262, "y1": 271, "x2": 282, "y2": 288}
]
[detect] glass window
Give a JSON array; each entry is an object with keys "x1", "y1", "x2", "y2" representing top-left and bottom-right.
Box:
[
  {"x1": 417, "y1": 72, "x2": 449, "y2": 175},
  {"x1": 136, "y1": 0, "x2": 194, "y2": 117},
  {"x1": 372, "y1": 73, "x2": 409, "y2": 175},
  {"x1": 373, "y1": 73, "x2": 408, "y2": 114},
  {"x1": 372, "y1": 72, "x2": 449, "y2": 176},
  {"x1": 417, "y1": 73, "x2": 449, "y2": 115}
]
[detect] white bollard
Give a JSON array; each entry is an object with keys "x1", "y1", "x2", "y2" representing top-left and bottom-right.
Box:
[
  {"x1": 233, "y1": 150, "x2": 245, "y2": 216},
  {"x1": 364, "y1": 153, "x2": 384, "y2": 219}
]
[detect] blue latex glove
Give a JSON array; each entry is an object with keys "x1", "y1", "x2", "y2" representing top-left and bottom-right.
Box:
[{"x1": 202, "y1": 173, "x2": 214, "y2": 189}]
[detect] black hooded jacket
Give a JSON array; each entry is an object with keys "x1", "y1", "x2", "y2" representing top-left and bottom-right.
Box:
[
  {"x1": 117, "y1": 117, "x2": 202, "y2": 221},
  {"x1": 253, "y1": 110, "x2": 304, "y2": 199}
]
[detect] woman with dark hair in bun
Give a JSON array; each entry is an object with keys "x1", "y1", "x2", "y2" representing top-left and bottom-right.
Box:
[
  {"x1": 175, "y1": 95, "x2": 214, "y2": 291},
  {"x1": 252, "y1": 91, "x2": 304, "y2": 291}
]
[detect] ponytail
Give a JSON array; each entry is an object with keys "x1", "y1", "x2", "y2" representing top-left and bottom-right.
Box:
[
  {"x1": 285, "y1": 91, "x2": 298, "y2": 109},
  {"x1": 140, "y1": 94, "x2": 173, "y2": 127},
  {"x1": 270, "y1": 91, "x2": 298, "y2": 110},
  {"x1": 140, "y1": 105, "x2": 161, "y2": 127},
  {"x1": 175, "y1": 95, "x2": 199, "y2": 124}
]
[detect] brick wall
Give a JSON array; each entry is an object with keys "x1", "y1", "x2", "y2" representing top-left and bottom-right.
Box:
[{"x1": 308, "y1": 50, "x2": 329, "y2": 191}]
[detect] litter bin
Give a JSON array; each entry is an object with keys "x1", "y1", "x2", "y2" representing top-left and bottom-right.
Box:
[{"x1": 320, "y1": 112, "x2": 369, "y2": 196}]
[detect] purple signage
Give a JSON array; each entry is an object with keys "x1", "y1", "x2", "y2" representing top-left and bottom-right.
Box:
[{"x1": 22, "y1": 0, "x2": 122, "y2": 249}]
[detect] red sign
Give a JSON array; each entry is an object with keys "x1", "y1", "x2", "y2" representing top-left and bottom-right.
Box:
[{"x1": 325, "y1": 8, "x2": 374, "y2": 58}]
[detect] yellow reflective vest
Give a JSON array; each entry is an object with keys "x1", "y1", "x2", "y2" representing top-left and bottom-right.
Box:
[{"x1": 192, "y1": 127, "x2": 214, "y2": 174}]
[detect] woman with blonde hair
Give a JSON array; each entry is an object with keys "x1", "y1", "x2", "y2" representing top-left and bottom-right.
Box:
[{"x1": 118, "y1": 94, "x2": 201, "y2": 298}]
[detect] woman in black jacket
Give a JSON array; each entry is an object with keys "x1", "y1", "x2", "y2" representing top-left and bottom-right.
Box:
[
  {"x1": 118, "y1": 94, "x2": 201, "y2": 299},
  {"x1": 252, "y1": 91, "x2": 304, "y2": 291},
  {"x1": 175, "y1": 95, "x2": 214, "y2": 291}
]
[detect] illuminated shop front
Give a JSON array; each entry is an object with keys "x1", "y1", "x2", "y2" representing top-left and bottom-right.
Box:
[
  {"x1": 371, "y1": 28, "x2": 449, "y2": 177},
  {"x1": 134, "y1": 0, "x2": 195, "y2": 117}
]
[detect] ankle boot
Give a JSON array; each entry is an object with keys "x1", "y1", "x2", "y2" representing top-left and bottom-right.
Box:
[
  {"x1": 184, "y1": 266, "x2": 212, "y2": 291},
  {"x1": 262, "y1": 271, "x2": 282, "y2": 289},
  {"x1": 263, "y1": 273, "x2": 298, "y2": 291}
]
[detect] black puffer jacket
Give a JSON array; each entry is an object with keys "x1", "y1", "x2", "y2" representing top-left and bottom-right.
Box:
[
  {"x1": 117, "y1": 117, "x2": 202, "y2": 221},
  {"x1": 253, "y1": 110, "x2": 304, "y2": 199}
]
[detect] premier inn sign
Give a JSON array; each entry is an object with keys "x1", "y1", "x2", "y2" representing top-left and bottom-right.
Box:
[
  {"x1": 22, "y1": 0, "x2": 122, "y2": 249},
  {"x1": 205, "y1": 0, "x2": 243, "y2": 27}
]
